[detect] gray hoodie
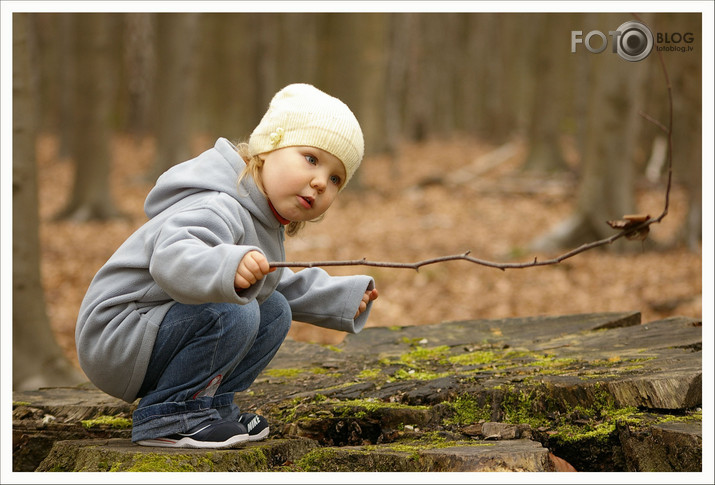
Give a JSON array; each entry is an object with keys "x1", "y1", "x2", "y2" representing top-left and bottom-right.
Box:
[{"x1": 75, "y1": 138, "x2": 375, "y2": 403}]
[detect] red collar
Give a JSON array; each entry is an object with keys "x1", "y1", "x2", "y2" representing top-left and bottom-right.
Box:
[{"x1": 268, "y1": 200, "x2": 290, "y2": 225}]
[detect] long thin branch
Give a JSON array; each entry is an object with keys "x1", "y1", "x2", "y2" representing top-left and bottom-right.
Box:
[
  {"x1": 269, "y1": 226, "x2": 650, "y2": 272},
  {"x1": 271, "y1": 30, "x2": 674, "y2": 273}
]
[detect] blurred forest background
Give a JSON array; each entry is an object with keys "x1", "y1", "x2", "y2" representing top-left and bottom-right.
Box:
[{"x1": 12, "y1": 11, "x2": 704, "y2": 390}]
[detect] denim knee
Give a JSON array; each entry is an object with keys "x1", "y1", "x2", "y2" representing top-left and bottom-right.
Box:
[
  {"x1": 261, "y1": 291, "x2": 292, "y2": 335},
  {"x1": 214, "y1": 301, "x2": 262, "y2": 346}
]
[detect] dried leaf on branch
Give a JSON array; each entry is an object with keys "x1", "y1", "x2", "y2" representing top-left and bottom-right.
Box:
[{"x1": 607, "y1": 214, "x2": 651, "y2": 241}]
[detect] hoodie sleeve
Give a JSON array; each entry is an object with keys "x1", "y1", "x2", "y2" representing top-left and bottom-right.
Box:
[
  {"x1": 276, "y1": 267, "x2": 375, "y2": 334},
  {"x1": 149, "y1": 195, "x2": 265, "y2": 305}
]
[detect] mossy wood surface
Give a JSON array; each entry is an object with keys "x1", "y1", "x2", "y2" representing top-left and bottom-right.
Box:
[{"x1": 14, "y1": 312, "x2": 702, "y2": 472}]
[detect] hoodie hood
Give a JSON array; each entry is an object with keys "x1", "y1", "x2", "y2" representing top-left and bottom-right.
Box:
[{"x1": 144, "y1": 137, "x2": 279, "y2": 229}]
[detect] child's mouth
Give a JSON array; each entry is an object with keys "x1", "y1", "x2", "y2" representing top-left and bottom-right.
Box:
[{"x1": 298, "y1": 195, "x2": 313, "y2": 209}]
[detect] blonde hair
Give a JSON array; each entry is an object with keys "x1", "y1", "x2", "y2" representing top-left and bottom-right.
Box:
[{"x1": 235, "y1": 142, "x2": 308, "y2": 237}]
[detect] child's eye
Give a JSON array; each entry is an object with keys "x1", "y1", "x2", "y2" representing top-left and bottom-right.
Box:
[
  {"x1": 305, "y1": 155, "x2": 317, "y2": 165},
  {"x1": 330, "y1": 175, "x2": 342, "y2": 186}
]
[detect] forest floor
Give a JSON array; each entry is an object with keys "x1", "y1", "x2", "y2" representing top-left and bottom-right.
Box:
[{"x1": 37, "y1": 133, "x2": 703, "y2": 368}]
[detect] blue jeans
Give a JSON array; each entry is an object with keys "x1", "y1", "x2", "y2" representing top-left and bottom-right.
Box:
[{"x1": 131, "y1": 291, "x2": 291, "y2": 442}]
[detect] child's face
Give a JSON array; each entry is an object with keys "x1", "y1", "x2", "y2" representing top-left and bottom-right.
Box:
[{"x1": 259, "y1": 146, "x2": 346, "y2": 222}]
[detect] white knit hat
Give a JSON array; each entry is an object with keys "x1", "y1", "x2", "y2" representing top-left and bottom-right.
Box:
[{"x1": 248, "y1": 83, "x2": 364, "y2": 189}]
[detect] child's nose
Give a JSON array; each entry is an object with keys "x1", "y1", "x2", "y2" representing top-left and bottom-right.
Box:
[{"x1": 311, "y1": 176, "x2": 326, "y2": 193}]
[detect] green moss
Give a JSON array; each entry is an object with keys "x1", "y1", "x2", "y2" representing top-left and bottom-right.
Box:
[
  {"x1": 264, "y1": 368, "x2": 304, "y2": 379},
  {"x1": 333, "y1": 398, "x2": 429, "y2": 418},
  {"x1": 119, "y1": 449, "x2": 269, "y2": 472},
  {"x1": 400, "y1": 345, "x2": 451, "y2": 363},
  {"x1": 503, "y1": 349, "x2": 536, "y2": 359},
  {"x1": 358, "y1": 368, "x2": 382, "y2": 379},
  {"x1": 308, "y1": 366, "x2": 341, "y2": 377},
  {"x1": 448, "y1": 350, "x2": 497, "y2": 366},
  {"x1": 651, "y1": 413, "x2": 701, "y2": 425},
  {"x1": 364, "y1": 434, "x2": 496, "y2": 465},
  {"x1": 313, "y1": 381, "x2": 360, "y2": 393},
  {"x1": 391, "y1": 368, "x2": 449, "y2": 381},
  {"x1": 499, "y1": 387, "x2": 551, "y2": 428},
  {"x1": 217, "y1": 448, "x2": 269, "y2": 471},
  {"x1": 282, "y1": 396, "x2": 431, "y2": 425},
  {"x1": 595, "y1": 356, "x2": 655, "y2": 366},
  {"x1": 296, "y1": 447, "x2": 356, "y2": 471},
  {"x1": 616, "y1": 409, "x2": 701, "y2": 428},
  {"x1": 323, "y1": 344, "x2": 343, "y2": 353},
  {"x1": 400, "y1": 336, "x2": 425, "y2": 345},
  {"x1": 578, "y1": 372, "x2": 621, "y2": 380},
  {"x1": 445, "y1": 348, "x2": 587, "y2": 376},
  {"x1": 445, "y1": 348, "x2": 660, "y2": 379},
  {"x1": 492, "y1": 381, "x2": 647, "y2": 447},
  {"x1": 366, "y1": 344, "x2": 455, "y2": 382},
  {"x1": 408, "y1": 430, "x2": 449, "y2": 445},
  {"x1": 524, "y1": 356, "x2": 579, "y2": 369},
  {"x1": 81, "y1": 415, "x2": 132, "y2": 429},
  {"x1": 313, "y1": 394, "x2": 327, "y2": 403},
  {"x1": 13, "y1": 401, "x2": 32, "y2": 407},
  {"x1": 544, "y1": 406, "x2": 701, "y2": 451},
  {"x1": 444, "y1": 394, "x2": 491, "y2": 425},
  {"x1": 550, "y1": 397, "x2": 640, "y2": 444},
  {"x1": 551, "y1": 421, "x2": 616, "y2": 444},
  {"x1": 279, "y1": 397, "x2": 304, "y2": 422},
  {"x1": 295, "y1": 440, "x2": 495, "y2": 472},
  {"x1": 125, "y1": 453, "x2": 215, "y2": 472}
]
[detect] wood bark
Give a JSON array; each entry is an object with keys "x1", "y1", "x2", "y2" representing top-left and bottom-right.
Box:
[
  {"x1": 13, "y1": 13, "x2": 84, "y2": 391},
  {"x1": 148, "y1": 13, "x2": 200, "y2": 181},
  {"x1": 55, "y1": 13, "x2": 121, "y2": 221},
  {"x1": 522, "y1": 14, "x2": 568, "y2": 173},
  {"x1": 124, "y1": 13, "x2": 156, "y2": 137},
  {"x1": 665, "y1": 13, "x2": 702, "y2": 250}
]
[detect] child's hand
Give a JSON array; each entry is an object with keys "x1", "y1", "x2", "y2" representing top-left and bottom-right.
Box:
[
  {"x1": 235, "y1": 251, "x2": 274, "y2": 290},
  {"x1": 354, "y1": 288, "x2": 379, "y2": 318}
]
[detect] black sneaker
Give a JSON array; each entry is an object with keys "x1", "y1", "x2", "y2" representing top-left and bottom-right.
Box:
[
  {"x1": 237, "y1": 412, "x2": 269, "y2": 441},
  {"x1": 136, "y1": 418, "x2": 249, "y2": 449}
]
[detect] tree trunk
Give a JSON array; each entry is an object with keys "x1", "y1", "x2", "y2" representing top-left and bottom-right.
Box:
[
  {"x1": 403, "y1": 14, "x2": 430, "y2": 141},
  {"x1": 55, "y1": 13, "x2": 121, "y2": 221},
  {"x1": 342, "y1": 13, "x2": 389, "y2": 190},
  {"x1": 124, "y1": 13, "x2": 156, "y2": 137},
  {"x1": 13, "y1": 13, "x2": 85, "y2": 391},
  {"x1": 57, "y1": 14, "x2": 77, "y2": 158},
  {"x1": 522, "y1": 14, "x2": 568, "y2": 173},
  {"x1": 384, "y1": 13, "x2": 412, "y2": 157},
  {"x1": 529, "y1": 13, "x2": 648, "y2": 252},
  {"x1": 355, "y1": 13, "x2": 389, "y2": 157},
  {"x1": 148, "y1": 13, "x2": 200, "y2": 181},
  {"x1": 458, "y1": 14, "x2": 482, "y2": 135},
  {"x1": 471, "y1": 14, "x2": 516, "y2": 141},
  {"x1": 667, "y1": 13, "x2": 702, "y2": 251}
]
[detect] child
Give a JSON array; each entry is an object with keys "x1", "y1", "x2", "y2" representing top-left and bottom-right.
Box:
[{"x1": 75, "y1": 83, "x2": 379, "y2": 449}]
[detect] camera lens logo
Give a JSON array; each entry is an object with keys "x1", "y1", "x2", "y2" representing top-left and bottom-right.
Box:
[{"x1": 613, "y1": 20, "x2": 653, "y2": 62}]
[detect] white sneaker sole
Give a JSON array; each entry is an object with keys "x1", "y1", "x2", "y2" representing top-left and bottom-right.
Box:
[
  {"x1": 248, "y1": 426, "x2": 270, "y2": 442},
  {"x1": 136, "y1": 432, "x2": 249, "y2": 449}
]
